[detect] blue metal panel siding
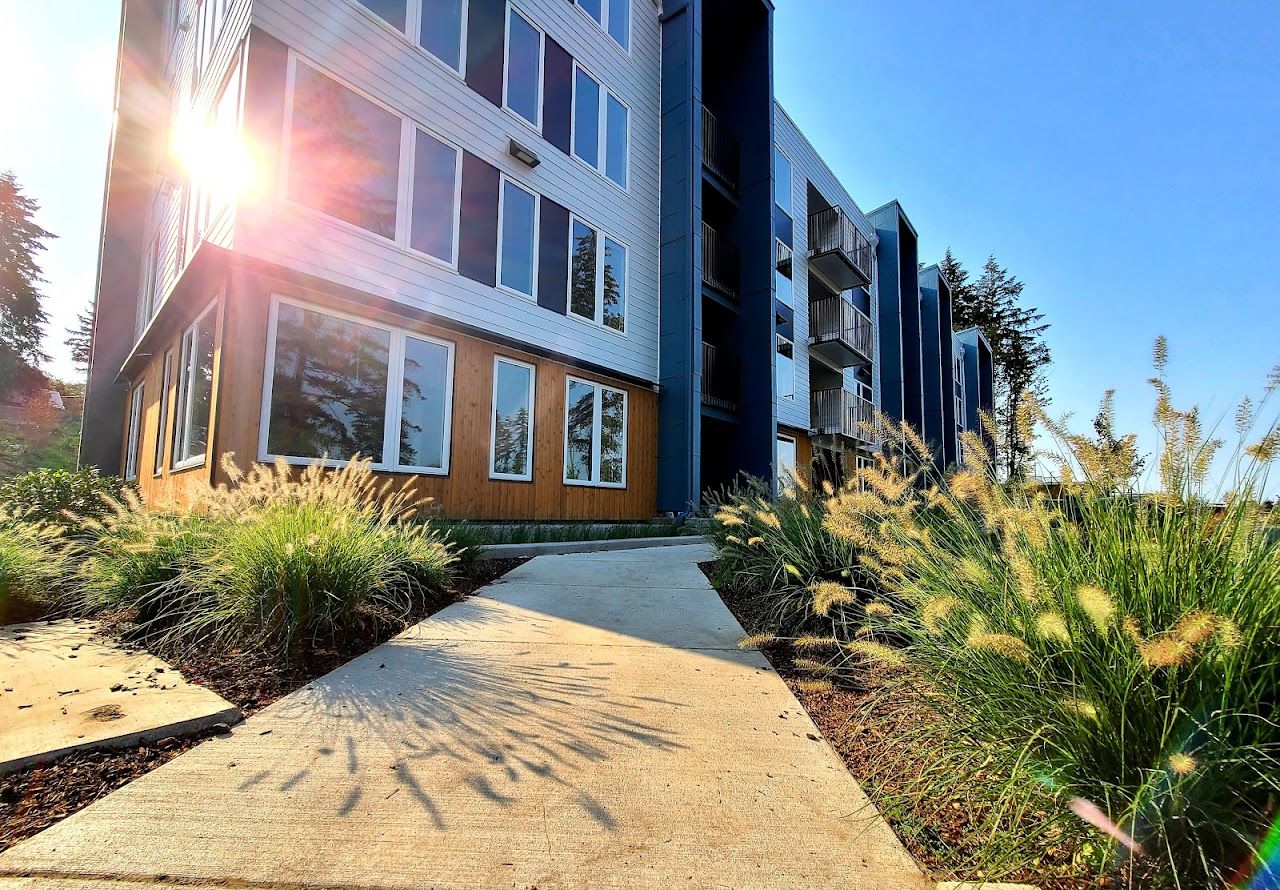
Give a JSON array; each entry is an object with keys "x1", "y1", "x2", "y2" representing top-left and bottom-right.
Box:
[
  {"x1": 873, "y1": 220, "x2": 904, "y2": 423},
  {"x1": 918, "y1": 277, "x2": 945, "y2": 463},
  {"x1": 458, "y1": 151, "x2": 501, "y2": 287},
  {"x1": 465, "y1": 0, "x2": 505, "y2": 106},
  {"x1": 542, "y1": 37, "x2": 573, "y2": 155},
  {"x1": 537, "y1": 198, "x2": 570, "y2": 314},
  {"x1": 657, "y1": 0, "x2": 701, "y2": 513}
]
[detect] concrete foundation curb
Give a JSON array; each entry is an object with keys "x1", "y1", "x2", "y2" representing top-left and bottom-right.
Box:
[{"x1": 475, "y1": 535, "x2": 707, "y2": 559}]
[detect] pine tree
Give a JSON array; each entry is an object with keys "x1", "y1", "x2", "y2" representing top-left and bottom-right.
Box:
[
  {"x1": 0, "y1": 172, "x2": 54, "y2": 400},
  {"x1": 65, "y1": 309, "x2": 94, "y2": 373},
  {"x1": 942, "y1": 250, "x2": 1052, "y2": 479}
]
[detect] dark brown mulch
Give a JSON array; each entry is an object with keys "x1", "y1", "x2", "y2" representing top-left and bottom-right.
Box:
[
  {"x1": 0, "y1": 557, "x2": 527, "y2": 853},
  {"x1": 705, "y1": 561, "x2": 1111, "y2": 890}
]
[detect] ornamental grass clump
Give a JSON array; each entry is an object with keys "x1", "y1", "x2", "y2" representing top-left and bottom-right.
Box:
[
  {"x1": 811, "y1": 343, "x2": 1280, "y2": 887},
  {"x1": 74, "y1": 456, "x2": 457, "y2": 658},
  {"x1": 0, "y1": 506, "x2": 68, "y2": 622}
]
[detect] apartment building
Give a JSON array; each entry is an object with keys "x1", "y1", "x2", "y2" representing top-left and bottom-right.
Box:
[{"x1": 84, "y1": 0, "x2": 992, "y2": 520}]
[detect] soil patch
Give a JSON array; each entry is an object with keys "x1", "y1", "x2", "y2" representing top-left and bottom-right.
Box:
[{"x1": 0, "y1": 558, "x2": 526, "y2": 852}]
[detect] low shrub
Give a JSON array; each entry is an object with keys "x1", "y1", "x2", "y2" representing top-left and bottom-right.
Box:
[
  {"x1": 0, "y1": 507, "x2": 68, "y2": 623},
  {"x1": 75, "y1": 457, "x2": 457, "y2": 657},
  {"x1": 715, "y1": 343, "x2": 1280, "y2": 887},
  {"x1": 0, "y1": 467, "x2": 131, "y2": 528}
]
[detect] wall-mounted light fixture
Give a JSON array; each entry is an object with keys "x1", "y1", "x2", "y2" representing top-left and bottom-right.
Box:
[{"x1": 509, "y1": 139, "x2": 540, "y2": 169}]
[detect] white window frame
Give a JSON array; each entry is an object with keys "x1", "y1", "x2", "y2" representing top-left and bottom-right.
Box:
[
  {"x1": 567, "y1": 215, "x2": 629, "y2": 333},
  {"x1": 489, "y1": 356, "x2": 537, "y2": 482},
  {"x1": 572, "y1": 0, "x2": 631, "y2": 53},
  {"x1": 172, "y1": 300, "x2": 218, "y2": 471},
  {"x1": 570, "y1": 62, "x2": 630, "y2": 190},
  {"x1": 777, "y1": 434, "x2": 798, "y2": 492},
  {"x1": 497, "y1": 175, "x2": 540, "y2": 301},
  {"x1": 280, "y1": 53, "x2": 462, "y2": 271},
  {"x1": 351, "y1": 0, "x2": 470, "y2": 77},
  {"x1": 562, "y1": 376, "x2": 628, "y2": 489},
  {"x1": 258, "y1": 295, "x2": 456, "y2": 475},
  {"x1": 124, "y1": 384, "x2": 145, "y2": 482},
  {"x1": 776, "y1": 334, "x2": 794, "y2": 400},
  {"x1": 153, "y1": 350, "x2": 173, "y2": 476},
  {"x1": 502, "y1": 5, "x2": 545, "y2": 131}
]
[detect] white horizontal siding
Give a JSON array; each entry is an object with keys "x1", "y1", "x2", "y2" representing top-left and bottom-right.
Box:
[
  {"x1": 241, "y1": 0, "x2": 662, "y2": 383},
  {"x1": 774, "y1": 104, "x2": 881, "y2": 431}
]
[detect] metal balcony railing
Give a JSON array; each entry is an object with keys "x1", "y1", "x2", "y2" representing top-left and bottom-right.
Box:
[
  {"x1": 701, "y1": 341, "x2": 740, "y2": 413},
  {"x1": 811, "y1": 388, "x2": 877, "y2": 444},
  {"x1": 808, "y1": 296, "x2": 874, "y2": 366},
  {"x1": 807, "y1": 205, "x2": 874, "y2": 289},
  {"x1": 701, "y1": 106, "x2": 740, "y2": 192},
  {"x1": 701, "y1": 222, "x2": 741, "y2": 300}
]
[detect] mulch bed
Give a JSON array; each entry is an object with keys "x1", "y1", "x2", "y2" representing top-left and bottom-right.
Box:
[
  {"x1": 707, "y1": 562, "x2": 1112, "y2": 890},
  {"x1": 0, "y1": 557, "x2": 526, "y2": 854}
]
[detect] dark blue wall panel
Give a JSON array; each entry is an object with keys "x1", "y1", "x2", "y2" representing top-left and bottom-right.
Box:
[
  {"x1": 466, "y1": 0, "x2": 505, "y2": 107},
  {"x1": 543, "y1": 38, "x2": 573, "y2": 155},
  {"x1": 458, "y1": 151, "x2": 500, "y2": 287},
  {"x1": 538, "y1": 198, "x2": 570, "y2": 314}
]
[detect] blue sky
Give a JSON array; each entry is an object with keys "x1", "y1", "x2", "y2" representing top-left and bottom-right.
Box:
[{"x1": 5, "y1": 1, "x2": 1278, "y2": 491}]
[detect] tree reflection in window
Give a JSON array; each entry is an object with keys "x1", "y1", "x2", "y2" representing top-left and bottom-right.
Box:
[
  {"x1": 287, "y1": 62, "x2": 400, "y2": 239},
  {"x1": 565, "y1": 380, "x2": 594, "y2": 481},
  {"x1": 600, "y1": 387, "x2": 624, "y2": 483},
  {"x1": 603, "y1": 237, "x2": 625, "y2": 331},
  {"x1": 267, "y1": 304, "x2": 390, "y2": 462},
  {"x1": 570, "y1": 220, "x2": 597, "y2": 321},
  {"x1": 492, "y1": 360, "x2": 533, "y2": 478},
  {"x1": 398, "y1": 336, "x2": 449, "y2": 469}
]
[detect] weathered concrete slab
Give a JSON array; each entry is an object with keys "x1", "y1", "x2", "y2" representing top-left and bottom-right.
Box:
[
  {"x1": 0, "y1": 545, "x2": 925, "y2": 889},
  {"x1": 0, "y1": 620, "x2": 241, "y2": 774},
  {"x1": 476, "y1": 534, "x2": 707, "y2": 560}
]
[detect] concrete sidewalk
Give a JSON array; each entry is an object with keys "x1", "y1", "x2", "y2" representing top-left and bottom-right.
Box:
[{"x1": 0, "y1": 542, "x2": 926, "y2": 889}]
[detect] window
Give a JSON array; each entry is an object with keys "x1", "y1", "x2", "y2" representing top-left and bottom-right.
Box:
[
  {"x1": 773, "y1": 145, "x2": 792, "y2": 216},
  {"x1": 563, "y1": 377, "x2": 626, "y2": 487},
  {"x1": 409, "y1": 129, "x2": 462, "y2": 263},
  {"x1": 775, "y1": 268, "x2": 792, "y2": 307},
  {"x1": 490, "y1": 357, "x2": 535, "y2": 481},
  {"x1": 355, "y1": 0, "x2": 468, "y2": 74},
  {"x1": 153, "y1": 351, "x2": 173, "y2": 475},
  {"x1": 777, "y1": 435, "x2": 798, "y2": 491},
  {"x1": 574, "y1": 0, "x2": 630, "y2": 51},
  {"x1": 572, "y1": 65, "x2": 628, "y2": 188},
  {"x1": 125, "y1": 384, "x2": 144, "y2": 482},
  {"x1": 776, "y1": 334, "x2": 794, "y2": 400},
  {"x1": 504, "y1": 8, "x2": 543, "y2": 128},
  {"x1": 261, "y1": 298, "x2": 455, "y2": 473},
  {"x1": 173, "y1": 303, "x2": 216, "y2": 470},
  {"x1": 286, "y1": 60, "x2": 402, "y2": 239},
  {"x1": 569, "y1": 217, "x2": 627, "y2": 331},
  {"x1": 499, "y1": 179, "x2": 538, "y2": 297}
]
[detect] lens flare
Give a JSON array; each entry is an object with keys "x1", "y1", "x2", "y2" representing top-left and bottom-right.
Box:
[{"x1": 170, "y1": 109, "x2": 261, "y2": 205}]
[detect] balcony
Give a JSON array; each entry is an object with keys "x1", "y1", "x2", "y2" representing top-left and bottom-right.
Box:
[
  {"x1": 811, "y1": 388, "x2": 877, "y2": 445},
  {"x1": 808, "y1": 206, "x2": 874, "y2": 289},
  {"x1": 702, "y1": 223, "x2": 741, "y2": 302},
  {"x1": 702, "y1": 342, "x2": 740, "y2": 414},
  {"x1": 808, "y1": 296, "x2": 874, "y2": 367},
  {"x1": 701, "y1": 106, "x2": 740, "y2": 193}
]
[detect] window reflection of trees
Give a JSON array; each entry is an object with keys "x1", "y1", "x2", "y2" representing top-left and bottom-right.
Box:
[
  {"x1": 187, "y1": 323, "x2": 215, "y2": 456},
  {"x1": 268, "y1": 305, "x2": 390, "y2": 463},
  {"x1": 288, "y1": 65, "x2": 400, "y2": 239},
  {"x1": 570, "y1": 223, "x2": 596, "y2": 321},
  {"x1": 398, "y1": 338, "x2": 449, "y2": 469},
  {"x1": 565, "y1": 382, "x2": 594, "y2": 481},
  {"x1": 493, "y1": 407, "x2": 530, "y2": 476},
  {"x1": 603, "y1": 239, "x2": 624, "y2": 331},
  {"x1": 601, "y1": 389, "x2": 625, "y2": 483}
]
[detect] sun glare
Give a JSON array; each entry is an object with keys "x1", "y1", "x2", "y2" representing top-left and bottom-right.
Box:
[{"x1": 169, "y1": 109, "x2": 261, "y2": 205}]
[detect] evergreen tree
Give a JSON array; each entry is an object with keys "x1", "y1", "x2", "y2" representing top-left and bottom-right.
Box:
[
  {"x1": 0, "y1": 172, "x2": 54, "y2": 400},
  {"x1": 65, "y1": 309, "x2": 94, "y2": 373},
  {"x1": 942, "y1": 250, "x2": 1052, "y2": 479}
]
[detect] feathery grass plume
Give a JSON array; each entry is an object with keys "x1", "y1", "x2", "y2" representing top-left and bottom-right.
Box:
[
  {"x1": 793, "y1": 635, "x2": 839, "y2": 650},
  {"x1": 793, "y1": 656, "x2": 835, "y2": 677},
  {"x1": 821, "y1": 479, "x2": 835, "y2": 496},
  {"x1": 0, "y1": 507, "x2": 69, "y2": 619},
  {"x1": 747, "y1": 536, "x2": 764, "y2": 546},
  {"x1": 957, "y1": 556, "x2": 990, "y2": 587},
  {"x1": 1138, "y1": 636, "x2": 1194, "y2": 670},
  {"x1": 1035, "y1": 611, "x2": 1072, "y2": 645},
  {"x1": 864, "y1": 600, "x2": 894, "y2": 619},
  {"x1": 921, "y1": 596, "x2": 961, "y2": 634},
  {"x1": 1008, "y1": 553, "x2": 1045, "y2": 603},
  {"x1": 754, "y1": 509, "x2": 782, "y2": 530},
  {"x1": 799, "y1": 503, "x2": 811, "y2": 519},
  {"x1": 1168, "y1": 753, "x2": 1198, "y2": 776},
  {"x1": 784, "y1": 562, "x2": 803, "y2": 579},
  {"x1": 725, "y1": 535, "x2": 743, "y2": 545},
  {"x1": 714, "y1": 510, "x2": 745, "y2": 526},
  {"x1": 1174, "y1": 611, "x2": 1219, "y2": 647},
  {"x1": 1121, "y1": 615, "x2": 1144, "y2": 643},
  {"x1": 737, "y1": 632, "x2": 777, "y2": 649},
  {"x1": 793, "y1": 678, "x2": 834, "y2": 694},
  {"x1": 845, "y1": 639, "x2": 905, "y2": 668},
  {"x1": 1246, "y1": 432, "x2": 1279, "y2": 463},
  {"x1": 810, "y1": 580, "x2": 854, "y2": 616},
  {"x1": 1061, "y1": 697, "x2": 1100, "y2": 722},
  {"x1": 966, "y1": 627, "x2": 1033, "y2": 664},
  {"x1": 1216, "y1": 618, "x2": 1243, "y2": 650},
  {"x1": 1075, "y1": 585, "x2": 1115, "y2": 633}
]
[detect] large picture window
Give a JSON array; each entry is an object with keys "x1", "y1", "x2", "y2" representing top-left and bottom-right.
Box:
[
  {"x1": 355, "y1": 0, "x2": 468, "y2": 74},
  {"x1": 569, "y1": 216, "x2": 626, "y2": 331},
  {"x1": 499, "y1": 179, "x2": 538, "y2": 298},
  {"x1": 173, "y1": 303, "x2": 216, "y2": 470},
  {"x1": 572, "y1": 65, "x2": 628, "y2": 188},
  {"x1": 490, "y1": 357, "x2": 535, "y2": 481},
  {"x1": 409, "y1": 129, "x2": 461, "y2": 264},
  {"x1": 563, "y1": 377, "x2": 626, "y2": 488},
  {"x1": 504, "y1": 8, "x2": 543, "y2": 128},
  {"x1": 261, "y1": 298, "x2": 454, "y2": 473},
  {"x1": 774, "y1": 145, "x2": 793, "y2": 217},
  {"x1": 124, "y1": 384, "x2": 144, "y2": 482},
  {"x1": 776, "y1": 334, "x2": 794, "y2": 400},
  {"x1": 286, "y1": 60, "x2": 401, "y2": 239},
  {"x1": 153, "y1": 351, "x2": 172, "y2": 475}
]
